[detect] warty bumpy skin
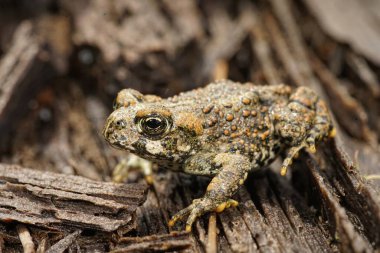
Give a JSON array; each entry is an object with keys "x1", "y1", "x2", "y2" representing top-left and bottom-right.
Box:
[{"x1": 103, "y1": 79, "x2": 335, "y2": 232}]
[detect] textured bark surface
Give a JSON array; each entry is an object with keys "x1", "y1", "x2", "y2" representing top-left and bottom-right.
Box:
[
  {"x1": 0, "y1": 0, "x2": 379, "y2": 252},
  {"x1": 0, "y1": 164, "x2": 147, "y2": 233}
]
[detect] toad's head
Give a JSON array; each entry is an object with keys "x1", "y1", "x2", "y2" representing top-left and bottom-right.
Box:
[{"x1": 103, "y1": 89, "x2": 204, "y2": 163}]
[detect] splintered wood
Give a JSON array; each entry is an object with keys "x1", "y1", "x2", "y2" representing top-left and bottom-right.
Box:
[
  {"x1": 0, "y1": 164, "x2": 147, "y2": 233},
  {"x1": 112, "y1": 232, "x2": 191, "y2": 253}
]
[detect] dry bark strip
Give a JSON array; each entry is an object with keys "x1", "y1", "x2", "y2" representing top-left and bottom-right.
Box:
[
  {"x1": 0, "y1": 164, "x2": 148, "y2": 233},
  {"x1": 111, "y1": 232, "x2": 191, "y2": 253},
  {"x1": 324, "y1": 141, "x2": 380, "y2": 247}
]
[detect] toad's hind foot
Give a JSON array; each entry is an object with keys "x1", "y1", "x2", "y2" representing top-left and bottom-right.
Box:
[
  {"x1": 280, "y1": 141, "x2": 317, "y2": 176},
  {"x1": 280, "y1": 126, "x2": 336, "y2": 176},
  {"x1": 279, "y1": 87, "x2": 335, "y2": 176}
]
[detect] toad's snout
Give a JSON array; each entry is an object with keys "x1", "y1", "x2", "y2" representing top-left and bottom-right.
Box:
[
  {"x1": 102, "y1": 117, "x2": 114, "y2": 140},
  {"x1": 102, "y1": 113, "x2": 132, "y2": 150}
]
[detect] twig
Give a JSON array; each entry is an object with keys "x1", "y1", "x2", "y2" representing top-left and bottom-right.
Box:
[
  {"x1": 16, "y1": 224, "x2": 35, "y2": 253},
  {"x1": 206, "y1": 213, "x2": 217, "y2": 253},
  {"x1": 364, "y1": 175, "x2": 380, "y2": 181},
  {"x1": 46, "y1": 230, "x2": 82, "y2": 253},
  {"x1": 36, "y1": 235, "x2": 48, "y2": 253}
]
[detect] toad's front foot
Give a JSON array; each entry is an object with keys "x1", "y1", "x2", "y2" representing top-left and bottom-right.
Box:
[{"x1": 169, "y1": 198, "x2": 238, "y2": 232}]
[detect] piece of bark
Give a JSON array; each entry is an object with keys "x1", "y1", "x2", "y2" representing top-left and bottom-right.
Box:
[
  {"x1": 324, "y1": 140, "x2": 380, "y2": 247},
  {"x1": 0, "y1": 22, "x2": 56, "y2": 139},
  {"x1": 289, "y1": 140, "x2": 380, "y2": 252},
  {"x1": 0, "y1": 164, "x2": 148, "y2": 233},
  {"x1": 112, "y1": 232, "x2": 191, "y2": 253},
  {"x1": 69, "y1": 0, "x2": 192, "y2": 64},
  {"x1": 301, "y1": 0, "x2": 380, "y2": 65},
  {"x1": 305, "y1": 159, "x2": 373, "y2": 253}
]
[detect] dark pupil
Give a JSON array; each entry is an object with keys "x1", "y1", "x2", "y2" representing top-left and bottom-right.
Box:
[{"x1": 145, "y1": 118, "x2": 162, "y2": 129}]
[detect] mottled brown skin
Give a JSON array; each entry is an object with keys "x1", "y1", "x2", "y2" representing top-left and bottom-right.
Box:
[{"x1": 103, "y1": 80, "x2": 335, "y2": 231}]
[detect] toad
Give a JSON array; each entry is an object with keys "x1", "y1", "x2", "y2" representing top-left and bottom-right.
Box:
[{"x1": 103, "y1": 80, "x2": 335, "y2": 231}]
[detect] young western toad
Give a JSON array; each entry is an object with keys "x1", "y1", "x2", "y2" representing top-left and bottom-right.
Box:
[{"x1": 103, "y1": 80, "x2": 335, "y2": 231}]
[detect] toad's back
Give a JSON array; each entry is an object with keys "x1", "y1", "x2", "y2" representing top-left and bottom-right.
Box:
[{"x1": 166, "y1": 80, "x2": 293, "y2": 166}]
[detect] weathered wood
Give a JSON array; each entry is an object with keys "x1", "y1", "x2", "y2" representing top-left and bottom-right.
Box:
[
  {"x1": 301, "y1": 0, "x2": 380, "y2": 65},
  {"x1": 324, "y1": 141, "x2": 380, "y2": 247},
  {"x1": 0, "y1": 22, "x2": 56, "y2": 140},
  {"x1": 0, "y1": 0, "x2": 380, "y2": 252},
  {"x1": 0, "y1": 164, "x2": 148, "y2": 233},
  {"x1": 16, "y1": 224, "x2": 35, "y2": 253},
  {"x1": 111, "y1": 232, "x2": 191, "y2": 253},
  {"x1": 45, "y1": 230, "x2": 81, "y2": 253}
]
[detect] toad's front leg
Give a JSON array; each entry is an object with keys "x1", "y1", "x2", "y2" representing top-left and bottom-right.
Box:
[{"x1": 169, "y1": 153, "x2": 251, "y2": 232}]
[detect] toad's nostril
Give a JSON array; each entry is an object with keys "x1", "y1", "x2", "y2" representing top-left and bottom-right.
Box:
[{"x1": 115, "y1": 119, "x2": 126, "y2": 128}]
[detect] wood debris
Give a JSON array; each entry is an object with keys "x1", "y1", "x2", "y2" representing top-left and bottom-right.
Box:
[{"x1": 0, "y1": 164, "x2": 147, "y2": 233}]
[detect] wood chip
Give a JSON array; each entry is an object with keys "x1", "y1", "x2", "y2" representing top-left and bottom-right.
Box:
[{"x1": 0, "y1": 164, "x2": 148, "y2": 233}]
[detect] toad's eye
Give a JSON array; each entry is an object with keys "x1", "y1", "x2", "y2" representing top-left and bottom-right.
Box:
[{"x1": 137, "y1": 114, "x2": 171, "y2": 137}]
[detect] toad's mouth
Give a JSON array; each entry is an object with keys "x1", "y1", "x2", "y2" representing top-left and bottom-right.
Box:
[
  {"x1": 109, "y1": 141, "x2": 136, "y2": 152},
  {"x1": 104, "y1": 134, "x2": 136, "y2": 152}
]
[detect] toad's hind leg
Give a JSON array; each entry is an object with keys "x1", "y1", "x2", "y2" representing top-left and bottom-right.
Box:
[
  {"x1": 304, "y1": 98, "x2": 336, "y2": 148},
  {"x1": 277, "y1": 87, "x2": 335, "y2": 176},
  {"x1": 169, "y1": 153, "x2": 250, "y2": 231}
]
